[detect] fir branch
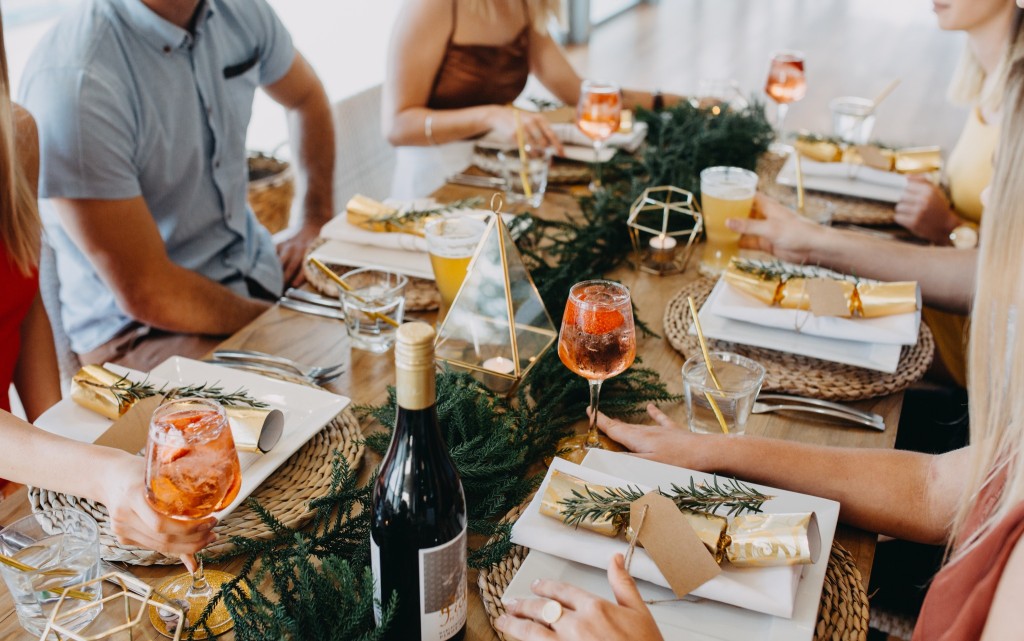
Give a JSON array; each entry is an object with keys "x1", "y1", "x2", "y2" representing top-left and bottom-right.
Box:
[
  {"x1": 731, "y1": 257, "x2": 859, "y2": 284},
  {"x1": 557, "y1": 475, "x2": 773, "y2": 529},
  {"x1": 92, "y1": 375, "x2": 268, "y2": 410},
  {"x1": 378, "y1": 197, "x2": 485, "y2": 226}
]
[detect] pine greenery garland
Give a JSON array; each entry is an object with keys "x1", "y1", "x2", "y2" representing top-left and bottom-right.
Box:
[{"x1": 188, "y1": 101, "x2": 771, "y2": 640}]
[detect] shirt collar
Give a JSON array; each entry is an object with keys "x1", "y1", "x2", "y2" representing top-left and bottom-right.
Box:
[{"x1": 108, "y1": 0, "x2": 215, "y2": 54}]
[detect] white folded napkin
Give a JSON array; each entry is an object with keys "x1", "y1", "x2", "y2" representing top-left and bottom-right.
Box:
[
  {"x1": 712, "y1": 276, "x2": 921, "y2": 346},
  {"x1": 550, "y1": 121, "x2": 648, "y2": 153},
  {"x1": 776, "y1": 155, "x2": 908, "y2": 203},
  {"x1": 511, "y1": 457, "x2": 802, "y2": 618}
]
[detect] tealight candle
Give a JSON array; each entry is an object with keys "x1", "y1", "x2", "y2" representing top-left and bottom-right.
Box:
[
  {"x1": 648, "y1": 234, "x2": 678, "y2": 265},
  {"x1": 480, "y1": 356, "x2": 516, "y2": 393}
]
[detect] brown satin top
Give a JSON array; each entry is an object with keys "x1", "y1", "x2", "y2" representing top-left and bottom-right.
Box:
[
  {"x1": 912, "y1": 499, "x2": 1024, "y2": 641},
  {"x1": 427, "y1": 1, "x2": 531, "y2": 110}
]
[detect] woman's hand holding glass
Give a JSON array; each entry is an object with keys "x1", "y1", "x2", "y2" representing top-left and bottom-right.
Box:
[{"x1": 487, "y1": 105, "x2": 564, "y2": 154}]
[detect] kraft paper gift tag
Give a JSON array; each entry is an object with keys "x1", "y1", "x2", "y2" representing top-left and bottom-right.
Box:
[
  {"x1": 94, "y1": 395, "x2": 164, "y2": 455},
  {"x1": 630, "y1": 492, "x2": 721, "y2": 597},
  {"x1": 805, "y1": 278, "x2": 852, "y2": 318}
]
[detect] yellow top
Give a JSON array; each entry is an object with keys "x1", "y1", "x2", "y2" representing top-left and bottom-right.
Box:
[
  {"x1": 944, "y1": 107, "x2": 999, "y2": 223},
  {"x1": 924, "y1": 108, "x2": 997, "y2": 387}
]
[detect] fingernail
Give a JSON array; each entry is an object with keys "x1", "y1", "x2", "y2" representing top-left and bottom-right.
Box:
[
  {"x1": 531, "y1": 579, "x2": 541, "y2": 588},
  {"x1": 495, "y1": 615, "x2": 508, "y2": 630}
]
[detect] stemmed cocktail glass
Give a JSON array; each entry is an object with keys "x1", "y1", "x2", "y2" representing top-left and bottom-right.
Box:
[
  {"x1": 145, "y1": 398, "x2": 241, "y2": 634},
  {"x1": 556, "y1": 280, "x2": 636, "y2": 463},
  {"x1": 576, "y1": 80, "x2": 623, "y2": 192},
  {"x1": 764, "y1": 50, "x2": 807, "y2": 151}
]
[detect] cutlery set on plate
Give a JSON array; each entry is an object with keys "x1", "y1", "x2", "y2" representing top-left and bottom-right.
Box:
[{"x1": 205, "y1": 349, "x2": 344, "y2": 385}]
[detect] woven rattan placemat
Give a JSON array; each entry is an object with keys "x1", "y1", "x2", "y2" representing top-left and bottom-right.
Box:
[
  {"x1": 663, "y1": 278, "x2": 934, "y2": 401},
  {"x1": 758, "y1": 153, "x2": 896, "y2": 227},
  {"x1": 477, "y1": 504, "x2": 869, "y2": 641},
  {"x1": 29, "y1": 379, "x2": 364, "y2": 566},
  {"x1": 304, "y1": 237, "x2": 440, "y2": 312}
]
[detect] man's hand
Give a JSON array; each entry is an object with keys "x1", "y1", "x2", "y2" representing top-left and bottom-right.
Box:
[
  {"x1": 274, "y1": 222, "x2": 321, "y2": 287},
  {"x1": 894, "y1": 175, "x2": 960, "y2": 244}
]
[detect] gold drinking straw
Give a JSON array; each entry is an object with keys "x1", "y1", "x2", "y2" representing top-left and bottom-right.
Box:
[
  {"x1": 0, "y1": 553, "x2": 93, "y2": 601},
  {"x1": 687, "y1": 296, "x2": 730, "y2": 434},
  {"x1": 871, "y1": 78, "x2": 901, "y2": 109},
  {"x1": 512, "y1": 108, "x2": 534, "y2": 200},
  {"x1": 307, "y1": 257, "x2": 401, "y2": 328},
  {"x1": 794, "y1": 150, "x2": 805, "y2": 213}
]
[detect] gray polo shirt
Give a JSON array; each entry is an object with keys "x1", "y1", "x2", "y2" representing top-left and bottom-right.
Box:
[{"x1": 21, "y1": 0, "x2": 293, "y2": 353}]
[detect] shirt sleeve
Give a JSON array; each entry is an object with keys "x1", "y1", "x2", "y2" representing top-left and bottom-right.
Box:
[
  {"x1": 20, "y1": 68, "x2": 141, "y2": 201},
  {"x1": 248, "y1": 0, "x2": 295, "y2": 87}
]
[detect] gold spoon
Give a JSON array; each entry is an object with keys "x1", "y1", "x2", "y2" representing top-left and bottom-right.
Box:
[
  {"x1": 0, "y1": 552, "x2": 93, "y2": 601},
  {"x1": 306, "y1": 257, "x2": 401, "y2": 329}
]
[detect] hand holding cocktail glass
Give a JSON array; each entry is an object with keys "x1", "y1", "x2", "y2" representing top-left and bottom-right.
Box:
[{"x1": 145, "y1": 397, "x2": 241, "y2": 633}]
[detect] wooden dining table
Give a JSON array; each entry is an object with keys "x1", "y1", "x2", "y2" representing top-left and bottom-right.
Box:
[{"x1": 0, "y1": 180, "x2": 902, "y2": 640}]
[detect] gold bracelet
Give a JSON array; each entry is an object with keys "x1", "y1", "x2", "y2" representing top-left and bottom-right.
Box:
[{"x1": 424, "y1": 115, "x2": 437, "y2": 146}]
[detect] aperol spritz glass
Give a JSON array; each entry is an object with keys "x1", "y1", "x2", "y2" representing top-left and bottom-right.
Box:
[
  {"x1": 764, "y1": 50, "x2": 807, "y2": 151},
  {"x1": 556, "y1": 280, "x2": 636, "y2": 463},
  {"x1": 576, "y1": 79, "x2": 623, "y2": 192},
  {"x1": 145, "y1": 397, "x2": 241, "y2": 634}
]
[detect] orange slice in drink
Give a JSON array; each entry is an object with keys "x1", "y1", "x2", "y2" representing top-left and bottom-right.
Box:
[{"x1": 565, "y1": 303, "x2": 625, "y2": 334}]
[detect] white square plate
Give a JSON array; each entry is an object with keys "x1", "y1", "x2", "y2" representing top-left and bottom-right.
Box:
[
  {"x1": 34, "y1": 356, "x2": 350, "y2": 518},
  {"x1": 504, "y1": 450, "x2": 839, "y2": 641}
]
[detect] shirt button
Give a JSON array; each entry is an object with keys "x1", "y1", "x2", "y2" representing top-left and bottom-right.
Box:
[
  {"x1": 207, "y1": 106, "x2": 212, "y2": 116},
  {"x1": 163, "y1": 45, "x2": 171, "y2": 54},
  {"x1": 214, "y1": 160, "x2": 221, "y2": 168}
]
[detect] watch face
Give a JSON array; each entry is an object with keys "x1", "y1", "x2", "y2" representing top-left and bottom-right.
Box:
[{"x1": 951, "y1": 225, "x2": 978, "y2": 249}]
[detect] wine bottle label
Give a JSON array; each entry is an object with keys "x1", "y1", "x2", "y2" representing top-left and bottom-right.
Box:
[
  {"x1": 419, "y1": 528, "x2": 467, "y2": 641},
  {"x1": 370, "y1": 535, "x2": 383, "y2": 625}
]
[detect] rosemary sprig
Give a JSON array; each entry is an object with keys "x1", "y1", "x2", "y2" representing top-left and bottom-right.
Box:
[
  {"x1": 378, "y1": 197, "x2": 485, "y2": 226},
  {"x1": 95, "y1": 375, "x2": 268, "y2": 410},
  {"x1": 731, "y1": 257, "x2": 858, "y2": 284},
  {"x1": 558, "y1": 475, "x2": 773, "y2": 528}
]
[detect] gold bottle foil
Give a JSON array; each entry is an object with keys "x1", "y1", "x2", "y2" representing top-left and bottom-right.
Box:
[
  {"x1": 726, "y1": 512, "x2": 820, "y2": 568},
  {"x1": 70, "y1": 365, "x2": 135, "y2": 420},
  {"x1": 539, "y1": 470, "x2": 620, "y2": 537},
  {"x1": 723, "y1": 265, "x2": 919, "y2": 319},
  {"x1": 395, "y1": 322, "x2": 437, "y2": 411}
]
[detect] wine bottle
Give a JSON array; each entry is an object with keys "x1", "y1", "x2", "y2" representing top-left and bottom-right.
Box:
[{"x1": 371, "y1": 322, "x2": 467, "y2": 641}]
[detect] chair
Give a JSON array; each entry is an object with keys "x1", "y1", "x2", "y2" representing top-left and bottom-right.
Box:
[
  {"x1": 38, "y1": 236, "x2": 81, "y2": 391},
  {"x1": 289, "y1": 83, "x2": 396, "y2": 211}
]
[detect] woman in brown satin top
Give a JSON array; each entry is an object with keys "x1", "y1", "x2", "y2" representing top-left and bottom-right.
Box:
[{"x1": 383, "y1": 0, "x2": 669, "y2": 198}]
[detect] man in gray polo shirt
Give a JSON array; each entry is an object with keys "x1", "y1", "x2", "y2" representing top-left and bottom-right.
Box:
[{"x1": 20, "y1": 0, "x2": 335, "y2": 370}]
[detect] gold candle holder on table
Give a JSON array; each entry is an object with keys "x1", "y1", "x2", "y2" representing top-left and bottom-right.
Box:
[
  {"x1": 434, "y1": 206, "x2": 556, "y2": 396},
  {"x1": 627, "y1": 186, "x2": 703, "y2": 275},
  {"x1": 38, "y1": 571, "x2": 185, "y2": 640}
]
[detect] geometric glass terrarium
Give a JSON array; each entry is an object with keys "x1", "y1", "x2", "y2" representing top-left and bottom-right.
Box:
[
  {"x1": 627, "y1": 185, "x2": 703, "y2": 275},
  {"x1": 435, "y1": 213, "x2": 556, "y2": 395}
]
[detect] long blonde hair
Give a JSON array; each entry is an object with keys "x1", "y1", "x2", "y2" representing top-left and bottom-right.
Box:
[
  {"x1": 947, "y1": 8, "x2": 1024, "y2": 114},
  {"x1": 463, "y1": 0, "x2": 561, "y2": 33},
  {"x1": 0, "y1": 8, "x2": 41, "y2": 276},
  {"x1": 949, "y1": 54, "x2": 1024, "y2": 556}
]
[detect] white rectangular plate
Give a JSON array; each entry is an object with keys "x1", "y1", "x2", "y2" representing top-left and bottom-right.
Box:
[
  {"x1": 694, "y1": 280, "x2": 902, "y2": 373},
  {"x1": 776, "y1": 154, "x2": 908, "y2": 203},
  {"x1": 504, "y1": 450, "x2": 839, "y2": 641},
  {"x1": 310, "y1": 238, "x2": 435, "y2": 281},
  {"x1": 35, "y1": 356, "x2": 350, "y2": 519}
]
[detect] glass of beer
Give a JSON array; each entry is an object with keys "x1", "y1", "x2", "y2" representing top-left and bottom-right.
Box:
[
  {"x1": 424, "y1": 216, "x2": 488, "y2": 323},
  {"x1": 145, "y1": 397, "x2": 242, "y2": 634},
  {"x1": 699, "y1": 166, "x2": 759, "y2": 276}
]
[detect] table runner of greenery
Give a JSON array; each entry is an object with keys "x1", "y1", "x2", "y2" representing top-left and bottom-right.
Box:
[{"x1": 192, "y1": 103, "x2": 773, "y2": 639}]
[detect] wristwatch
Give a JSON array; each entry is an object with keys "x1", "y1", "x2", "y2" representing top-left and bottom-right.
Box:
[{"x1": 949, "y1": 223, "x2": 979, "y2": 249}]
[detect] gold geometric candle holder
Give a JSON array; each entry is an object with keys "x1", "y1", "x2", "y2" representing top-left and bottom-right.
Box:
[
  {"x1": 39, "y1": 571, "x2": 184, "y2": 640},
  {"x1": 627, "y1": 186, "x2": 703, "y2": 275},
  {"x1": 435, "y1": 211, "x2": 556, "y2": 395}
]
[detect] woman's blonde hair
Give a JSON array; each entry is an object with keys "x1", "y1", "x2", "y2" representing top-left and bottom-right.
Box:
[
  {"x1": 0, "y1": 10, "x2": 40, "y2": 275},
  {"x1": 947, "y1": 8, "x2": 1024, "y2": 113},
  {"x1": 949, "y1": 54, "x2": 1024, "y2": 557},
  {"x1": 463, "y1": 0, "x2": 561, "y2": 33}
]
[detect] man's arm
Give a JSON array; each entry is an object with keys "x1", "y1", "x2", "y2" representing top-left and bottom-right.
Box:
[
  {"x1": 263, "y1": 51, "x2": 334, "y2": 286},
  {"x1": 52, "y1": 196, "x2": 269, "y2": 335},
  {"x1": 730, "y1": 194, "x2": 976, "y2": 314}
]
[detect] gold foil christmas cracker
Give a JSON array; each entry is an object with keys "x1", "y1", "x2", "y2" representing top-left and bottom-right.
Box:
[
  {"x1": 726, "y1": 512, "x2": 820, "y2": 568},
  {"x1": 723, "y1": 262, "x2": 919, "y2": 318}
]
